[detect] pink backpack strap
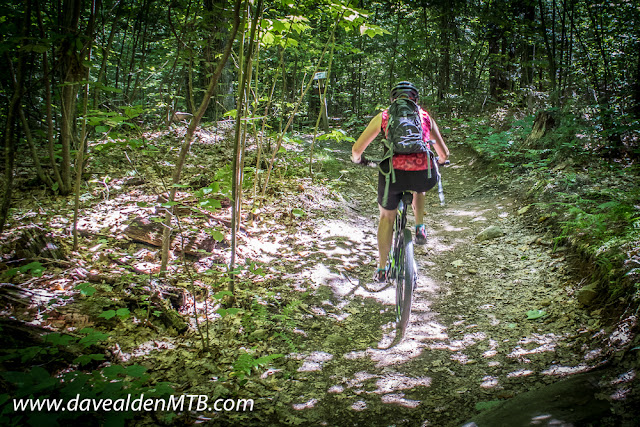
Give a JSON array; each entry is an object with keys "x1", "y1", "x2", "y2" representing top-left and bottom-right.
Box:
[
  {"x1": 381, "y1": 110, "x2": 389, "y2": 138},
  {"x1": 420, "y1": 108, "x2": 431, "y2": 143}
]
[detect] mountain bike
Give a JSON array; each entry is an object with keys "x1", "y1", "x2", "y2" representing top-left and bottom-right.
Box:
[{"x1": 357, "y1": 150, "x2": 447, "y2": 337}]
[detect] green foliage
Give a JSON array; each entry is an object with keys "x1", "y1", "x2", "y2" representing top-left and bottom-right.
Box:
[
  {"x1": 207, "y1": 228, "x2": 225, "y2": 242},
  {"x1": 75, "y1": 283, "x2": 97, "y2": 297},
  {"x1": 272, "y1": 298, "x2": 303, "y2": 332},
  {"x1": 259, "y1": 14, "x2": 311, "y2": 48},
  {"x1": 87, "y1": 105, "x2": 143, "y2": 133},
  {"x1": 99, "y1": 308, "x2": 131, "y2": 320},
  {"x1": 342, "y1": 113, "x2": 369, "y2": 129},
  {"x1": 464, "y1": 115, "x2": 534, "y2": 164},
  {"x1": 316, "y1": 129, "x2": 355, "y2": 144},
  {"x1": 77, "y1": 328, "x2": 110, "y2": 348},
  {"x1": 232, "y1": 350, "x2": 282, "y2": 383},
  {"x1": 2, "y1": 262, "x2": 45, "y2": 280},
  {"x1": 195, "y1": 165, "x2": 233, "y2": 204},
  {"x1": 91, "y1": 137, "x2": 146, "y2": 153},
  {"x1": 0, "y1": 324, "x2": 174, "y2": 425},
  {"x1": 550, "y1": 192, "x2": 639, "y2": 250},
  {"x1": 475, "y1": 400, "x2": 502, "y2": 411},
  {"x1": 462, "y1": 107, "x2": 639, "y2": 302},
  {"x1": 73, "y1": 353, "x2": 106, "y2": 367},
  {"x1": 526, "y1": 309, "x2": 546, "y2": 320},
  {"x1": 291, "y1": 208, "x2": 306, "y2": 218},
  {"x1": 0, "y1": 364, "x2": 174, "y2": 425},
  {"x1": 239, "y1": 291, "x2": 305, "y2": 352},
  {"x1": 529, "y1": 183, "x2": 640, "y2": 299},
  {"x1": 43, "y1": 332, "x2": 76, "y2": 347},
  {"x1": 1, "y1": 327, "x2": 107, "y2": 367}
]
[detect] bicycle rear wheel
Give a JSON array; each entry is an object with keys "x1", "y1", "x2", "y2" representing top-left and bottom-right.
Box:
[{"x1": 395, "y1": 228, "x2": 415, "y2": 335}]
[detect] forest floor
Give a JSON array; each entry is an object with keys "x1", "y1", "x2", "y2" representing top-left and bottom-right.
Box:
[
  {"x1": 233, "y1": 137, "x2": 638, "y2": 426},
  {"x1": 1, "y1": 126, "x2": 639, "y2": 426}
]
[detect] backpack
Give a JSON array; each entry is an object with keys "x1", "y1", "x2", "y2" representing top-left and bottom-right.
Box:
[
  {"x1": 384, "y1": 97, "x2": 428, "y2": 154},
  {"x1": 378, "y1": 97, "x2": 432, "y2": 207}
]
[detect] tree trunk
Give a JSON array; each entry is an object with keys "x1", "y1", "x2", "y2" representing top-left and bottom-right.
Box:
[
  {"x1": 0, "y1": 2, "x2": 30, "y2": 233},
  {"x1": 73, "y1": 0, "x2": 97, "y2": 250},
  {"x1": 58, "y1": 0, "x2": 85, "y2": 195},
  {"x1": 128, "y1": 2, "x2": 150, "y2": 104},
  {"x1": 125, "y1": 0, "x2": 146, "y2": 102},
  {"x1": 160, "y1": 0, "x2": 242, "y2": 273},
  {"x1": 230, "y1": 0, "x2": 261, "y2": 295},
  {"x1": 488, "y1": 29, "x2": 501, "y2": 100},
  {"x1": 319, "y1": 79, "x2": 329, "y2": 131},
  {"x1": 388, "y1": 9, "x2": 401, "y2": 88},
  {"x1": 259, "y1": 15, "x2": 340, "y2": 200},
  {"x1": 525, "y1": 110, "x2": 556, "y2": 146},
  {"x1": 438, "y1": 6, "x2": 452, "y2": 104},
  {"x1": 580, "y1": 2, "x2": 622, "y2": 150},
  {"x1": 519, "y1": 0, "x2": 536, "y2": 108},
  {"x1": 36, "y1": 0, "x2": 64, "y2": 189},
  {"x1": 0, "y1": 78, "x2": 21, "y2": 234},
  {"x1": 633, "y1": 40, "x2": 640, "y2": 117},
  {"x1": 93, "y1": 2, "x2": 121, "y2": 108},
  {"x1": 538, "y1": 0, "x2": 558, "y2": 106},
  {"x1": 19, "y1": 105, "x2": 53, "y2": 188}
]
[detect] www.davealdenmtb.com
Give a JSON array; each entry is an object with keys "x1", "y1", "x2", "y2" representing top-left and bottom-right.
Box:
[{"x1": 356, "y1": 150, "x2": 447, "y2": 337}]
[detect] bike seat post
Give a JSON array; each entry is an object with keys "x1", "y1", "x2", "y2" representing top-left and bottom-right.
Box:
[{"x1": 399, "y1": 192, "x2": 413, "y2": 230}]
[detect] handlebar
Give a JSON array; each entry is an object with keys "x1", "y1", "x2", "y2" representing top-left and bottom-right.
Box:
[
  {"x1": 356, "y1": 155, "x2": 378, "y2": 167},
  {"x1": 436, "y1": 157, "x2": 450, "y2": 167}
]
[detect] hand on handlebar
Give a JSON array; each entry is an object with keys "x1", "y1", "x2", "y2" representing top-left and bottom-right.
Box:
[
  {"x1": 353, "y1": 154, "x2": 376, "y2": 167},
  {"x1": 436, "y1": 157, "x2": 450, "y2": 167}
]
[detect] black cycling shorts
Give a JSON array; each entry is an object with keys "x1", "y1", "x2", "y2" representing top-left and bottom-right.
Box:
[{"x1": 377, "y1": 166, "x2": 438, "y2": 210}]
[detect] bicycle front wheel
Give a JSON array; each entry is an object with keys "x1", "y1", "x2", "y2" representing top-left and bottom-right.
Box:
[{"x1": 395, "y1": 228, "x2": 416, "y2": 335}]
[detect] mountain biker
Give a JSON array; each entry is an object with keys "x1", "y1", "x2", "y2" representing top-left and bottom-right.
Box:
[{"x1": 351, "y1": 81, "x2": 450, "y2": 282}]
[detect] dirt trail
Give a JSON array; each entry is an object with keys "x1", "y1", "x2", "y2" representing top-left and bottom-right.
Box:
[
  {"x1": 265, "y1": 141, "x2": 631, "y2": 426},
  {"x1": 4, "y1": 131, "x2": 635, "y2": 426}
]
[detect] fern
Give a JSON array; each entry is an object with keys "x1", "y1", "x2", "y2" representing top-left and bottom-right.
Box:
[
  {"x1": 232, "y1": 351, "x2": 282, "y2": 382},
  {"x1": 273, "y1": 298, "x2": 302, "y2": 330},
  {"x1": 275, "y1": 331, "x2": 297, "y2": 352},
  {"x1": 241, "y1": 294, "x2": 303, "y2": 352},
  {"x1": 595, "y1": 256, "x2": 614, "y2": 273}
]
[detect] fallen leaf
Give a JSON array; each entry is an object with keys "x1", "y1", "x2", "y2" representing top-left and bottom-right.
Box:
[{"x1": 526, "y1": 309, "x2": 546, "y2": 320}]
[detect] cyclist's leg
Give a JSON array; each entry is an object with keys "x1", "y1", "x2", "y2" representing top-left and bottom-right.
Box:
[
  {"x1": 377, "y1": 172, "x2": 402, "y2": 270},
  {"x1": 377, "y1": 205, "x2": 395, "y2": 269},
  {"x1": 412, "y1": 191, "x2": 427, "y2": 245},
  {"x1": 412, "y1": 192, "x2": 426, "y2": 225}
]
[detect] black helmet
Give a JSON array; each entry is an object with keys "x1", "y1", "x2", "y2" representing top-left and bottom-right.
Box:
[{"x1": 390, "y1": 81, "x2": 419, "y2": 102}]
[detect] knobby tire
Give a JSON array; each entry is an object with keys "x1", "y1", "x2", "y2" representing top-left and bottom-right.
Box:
[{"x1": 395, "y1": 228, "x2": 415, "y2": 335}]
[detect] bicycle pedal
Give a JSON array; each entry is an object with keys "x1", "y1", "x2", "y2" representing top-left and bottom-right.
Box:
[{"x1": 373, "y1": 268, "x2": 389, "y2": 283}]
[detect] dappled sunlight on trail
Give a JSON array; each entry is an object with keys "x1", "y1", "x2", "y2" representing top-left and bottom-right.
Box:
[
  {"x1": 240, "y1": 143, "x2": 628, "y2": 425},
  {"x1": 295, "y1": 351, "x2": 334, "y2": 372},
  {"x1": 353, "y1": 285, "x2": 396, "y2": 306}
]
